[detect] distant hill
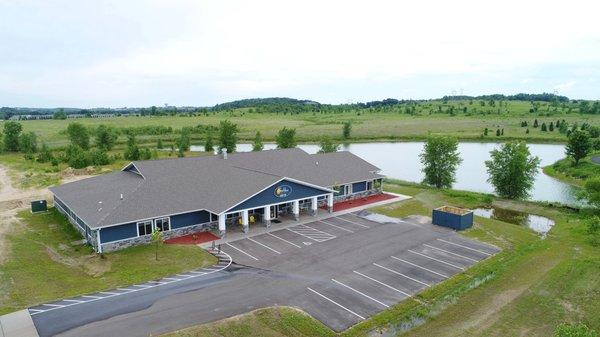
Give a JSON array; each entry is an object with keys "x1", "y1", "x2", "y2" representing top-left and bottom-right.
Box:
[{"x1": 213, "y1": 97, "x2": 320, "y2": 110}]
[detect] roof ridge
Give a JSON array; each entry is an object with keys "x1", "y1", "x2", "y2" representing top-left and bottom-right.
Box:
[{"x1": 229, "y1": 164, "x2": 283, "y2": 178}]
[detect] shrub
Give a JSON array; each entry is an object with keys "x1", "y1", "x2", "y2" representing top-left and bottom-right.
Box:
[
  {"x1": 88, "y1": 148, "x2": 111, "y2": 166},
  {"x1": 65, "y1": 145, "x2": 89, "y2": 169}
]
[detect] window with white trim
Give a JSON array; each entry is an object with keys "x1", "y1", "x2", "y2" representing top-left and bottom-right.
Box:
[
  {"x1": 155, "y1": 217, "x2": 170, "y2": 232},
  {"x1": 137, "y1": 220, "x2": 153, "y2": 236}
]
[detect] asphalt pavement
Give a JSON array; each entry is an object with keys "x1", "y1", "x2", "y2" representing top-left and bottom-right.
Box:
[{"x1": 32, "y1": 212, "x2": 500, "y2": 337}]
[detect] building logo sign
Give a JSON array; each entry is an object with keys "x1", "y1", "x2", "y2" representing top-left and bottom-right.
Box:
[{"x1": 274, "y1": 185, "x2": 292, "y2": 198}]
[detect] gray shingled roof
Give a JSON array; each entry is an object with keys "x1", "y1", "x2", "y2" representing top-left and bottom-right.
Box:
[{"x1": 50, "y1": 148, "x2": 383, "y2": 229}]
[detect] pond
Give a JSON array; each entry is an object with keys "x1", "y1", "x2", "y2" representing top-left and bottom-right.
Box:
[
  {"x1": 190, "y1": 141, "x2": 580, "y2": 205},
  {"x1": 473, "y1": 207, "x2": 555, "y2": 237}
]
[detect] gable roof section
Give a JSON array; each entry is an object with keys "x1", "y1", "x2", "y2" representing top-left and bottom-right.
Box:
[{"x1": 50, "y1": 148, "x2": 384, "y2": 229}]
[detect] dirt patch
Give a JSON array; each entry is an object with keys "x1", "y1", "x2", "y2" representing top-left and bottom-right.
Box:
[{"x1": 44, "y1": 245, "x2": 112, "y2": 277}]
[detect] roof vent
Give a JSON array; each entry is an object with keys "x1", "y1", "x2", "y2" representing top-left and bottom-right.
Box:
[
  {"x1": 222, "y1": 149, "x2": 228, "y2": 160},
  {"x1": 120, "y1": 193, "x2": 123, "y2": 200},
  {"x1": 315, "y1": 161, "x2": 319, "y2": 166}
]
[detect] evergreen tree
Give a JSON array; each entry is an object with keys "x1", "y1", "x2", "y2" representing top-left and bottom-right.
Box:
[
  {"x1": 252, "y1": 131, "x2": 264, "y2": 151},
  {"x1": 176, "y1": 129, "x2": 191, "y2": 152},
  {"x1": 485, "y1": 142, "x2": 540, "y2": 199},
  {"x1": 533, "y1": 119, "x2": 539, "y2": 128},
  {"x1": 276, "y1": 127, "x2": 297, "y2": 149},
  {"x1": 484, "y1": 128, "x2": 488, "y2": 136},
  {"x1": 526, "y1": 128, "x2": 530, "y2": 134},
  {"x1": 124, "y1": 134, "x2": 141, "y2": 160},
  {"x1": 342, "y1": 121, "x2": 352, "y2": 139},
  {"x1": 36, "y1": 142, "x2": 53, "y2": 163},
  {"x1": 420, "y1": 135, "x2": 462, "y2": 189},
  {"x1": 541, "y1": 123, "x2": 547, "y2": 131},
  {"x1": 501, "y1": 128, "x2": 504, "y2": 135},
  {"x1": 549, "y1": 122, "x2": 554, "y2": 131},
  {"x1": 496, "y1": 129, "x2": 501, "y2": 136},
  {"x1": 157, "y1": 138, "x2": 164, "y2": 149}
]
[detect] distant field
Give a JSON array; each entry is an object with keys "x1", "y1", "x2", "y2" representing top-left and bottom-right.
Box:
[{"x1": 5, "y1": 100, "x2": 600, "y2": 148}]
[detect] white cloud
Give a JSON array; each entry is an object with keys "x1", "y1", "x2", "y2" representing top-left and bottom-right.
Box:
[{"x1": 1, "y1": 0, "x2": 600, "y2": 106}]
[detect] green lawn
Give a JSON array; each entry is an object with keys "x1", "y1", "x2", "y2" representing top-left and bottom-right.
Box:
[
  {"x1": 161, "y1": 181, "x2": 600, "y2": 337},
  {"x1": 544, "y1": 153, "x2": 600, "y2": 187},
  {"x1": 0, "y1": 208, "x2": 217, "y2": 315}
]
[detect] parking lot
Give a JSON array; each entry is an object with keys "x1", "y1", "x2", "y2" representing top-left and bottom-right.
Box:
[
  {"x1": 32, "y1": 211, "x2": 500, "y2": 337},
  {"x1": 218, "y1": 212, "x2": 500, "y2": 331}
]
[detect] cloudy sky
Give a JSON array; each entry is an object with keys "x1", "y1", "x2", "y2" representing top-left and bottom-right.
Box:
[{"x1": 1, "y1": 0, "x2": 599, "y2": 107}]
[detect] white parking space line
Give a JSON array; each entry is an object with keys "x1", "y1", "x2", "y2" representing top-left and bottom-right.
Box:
[
  {"x1": 353, "y1": 271, "x2": 411, "y2": 297},
  {"x1": 319, "y1": 220, "x2": 354, "y2": 233},
  {"x1": 268, "y1": 232, "x2": 302, "y2": 248},
  {"x1": 117, "y1": 288, "x2": 135, "y2": 292},
  {"x1": 301, "y1": 224, "x2": 336, "y2": 237},
  {"x1": 390, "y1": 256, "x2": 449, "y2": 278},
  {"x1": 307, "y1": 287, "x2": 365, "y2": 320},
  {"x1": 62, "y1": 299, "x2": 84, "y2": 303},
  {"x1": 43, "y1": 303, "x2": 65, "y2": 307},
  {"x1": 81, "y1": 295, "x2": 103, "y2": 299},
  {"x1": 132, "y1": 284, "x2": 152, "y2": 289},
  {"x1": 100, "y1": 291, "x2": 119, "y2": 295},
  {"x1": 248, "y1": 237, "x2": 281, "y2": 254},
  {"x1": 29, "y1": 309, "x2": 43, "y2": 313},
  {"x1": 331, "y1": 279, "x2": 389, "y2": 308},
  {"x1": 423, "y1": 244, "x2": 479, "y2": 262},
  {"x1": 408, "y1": 250, "x2": 465, "y2": 270},
  {"x1": 162, "y1": 277, "x2": 182, "y2": 281},
  {"x1": 188, "y1": 271, "x2": 207, "y2": 275},
  {"x1": 373, "y1": 263, "x2": 430, "y2": 287},
  {"x1": 335, "y1": 216, "x2": 370, "y2": 228},
  {"x1": 226, "y1": 243, "x2": 259, "y2": 261},
  {"x1": 436, "y1": 238, "x2": 492, "y2": 256}
]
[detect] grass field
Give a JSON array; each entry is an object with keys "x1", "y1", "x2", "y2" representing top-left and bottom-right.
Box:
[
  {"x1": 0, "y1": 208, "x2": 217, "y2": 315},
  {"x1": 162, "y1": 181, "x2": 599, "y2": 337},
  {"x1": 544, "y1": 152, "x2": 600, "y2": 187},
  {"x1": 6, "y1": 100, "x2": 600, "y2": 148}
]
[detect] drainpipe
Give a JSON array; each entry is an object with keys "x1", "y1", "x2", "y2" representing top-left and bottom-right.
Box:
[
  {"x1": 218, "y1": 213, "x2": 226, "y2": 238},
  {"x1": 96, "y1": 229, "x2": 103, "y2": 254}
]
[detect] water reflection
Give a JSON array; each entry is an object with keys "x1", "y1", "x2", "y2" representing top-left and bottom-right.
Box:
[{"x1": 473, "y1": 207, "x2": 555, "y2": 237}]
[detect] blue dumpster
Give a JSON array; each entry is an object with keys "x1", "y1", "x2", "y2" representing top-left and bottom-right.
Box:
[{"x1": 432, "y1": 206, "x2": 473, "y2": 230}]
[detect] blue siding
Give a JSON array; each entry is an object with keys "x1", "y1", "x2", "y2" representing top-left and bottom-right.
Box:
[
  {"x1": 227, "y1": 180, "x2": 329, "y2": 212},
  {"x1": 352, "y1": 181, "x2": 367, "y2": 193},
  {"x1": 171, "y1": 210, "x2": 211, "y2": 229},
  {"x1": 100, "y1": 222, "x2": 137, "y2": 243}
]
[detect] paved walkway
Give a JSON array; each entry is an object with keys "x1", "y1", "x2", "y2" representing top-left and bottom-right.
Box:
[
  {"x1": 199, "y1": 192, "x2": 411, "y2": 248},
  {"x1": 0, "y1": 310, "x2": 39, "y2": 337}
]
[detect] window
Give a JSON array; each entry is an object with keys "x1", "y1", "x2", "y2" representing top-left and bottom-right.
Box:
[
  {"x1": 155, "y1": 217, "x2": 170, "y2": 232},
  {"x1": 137, "y1": 220, "x2": 153, "y2": 236}
]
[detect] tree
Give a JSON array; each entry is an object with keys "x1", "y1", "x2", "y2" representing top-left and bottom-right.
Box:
[
  {"x1": 217, "y1": 120, "x2": 238, "y2": 154},
  {"x1": 65, "y1": 145, "x2": 89, "y2": 169},
  {"x1": 3, "y1": 121, "x2": 22, "y2": 152},
  {"x1": 36, "y1": 143, "x2": 53, "y2": 163},
  {"x1": 485, "y1": 142, "x2": 540, "y2": 199},
  {"x1": 533, "y1": 119, "x2": 539, "y2": 128},
  {"x1": 318, "y1": 136, "x2": 339, "y2": 153},
  {"x1": 541, "y1": 123, "x2": 547, "y2": 131},
  {"x1": 484, "y1": 128, "x2": 488, "y2": 136},
  {"x1": 156, "y1": 138, "x2": 164, "y2": 150},
  {"x1": 276, "y1": 127, "x2": 297, "y2": 149},
  {"x1": 342, "y1": 121, "x2": 352, "y2": 139},
  {"x1": 549, "y1": 121, "x2": 554, "y2": 132},
  {"x1": 565, "y1": 130, "x2": 591, "y2": 165},
  {"x1": 88, "y1": 148, "x2": 110, "y2": 165},
  {"x1": 419, "y1": 136, "x2": 462, "y2": 188},
  {"x1": 124, "y1": 134, "x2": 140, "y2": 160},
  {"x1": 19, "y1": 131, "x2": 38, "y2": 154},
  {"x1": 526, "y1": 128, "x2": 530, "y2": 134},
  {"x1": 204, "y1": 133, "x2": 214, "y2": 153},
  {"x1": 95, "y1": 125, "x2": 117, "y2": 151},
  {"x1": 496, "y1": 129, "x2": 501, "y2": 136},
  {"x1": 176, "y1": 129, "x2": 191, "y2": 152},
  {"x1": 151, "y1": 227, "x2": 164, "y2": 261},
  {"x1": 53, "y1": 109, "x2": 67, "y2": 120},
  {"x1": 66, "y1": 122, "x2": 90, "y2": 150},
  {"x1": 252, "y1": 131, "x2": 264, "y2": 151}
]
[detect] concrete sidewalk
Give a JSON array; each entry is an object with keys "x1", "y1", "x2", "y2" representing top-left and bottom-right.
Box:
[
  {"x1": 200, "y1": 192, "x2": 411, "y2": 248},
  {"x1": 0, "y1": 310, "x2": 39, "y2": 337}
]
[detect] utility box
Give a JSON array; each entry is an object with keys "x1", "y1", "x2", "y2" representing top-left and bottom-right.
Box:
[
  {"x1": 432, "y1": 206, "x2": 473, "y2": 230},
  {"x1": 31, "y1": 199, "x2": 48, "y2": 213}
]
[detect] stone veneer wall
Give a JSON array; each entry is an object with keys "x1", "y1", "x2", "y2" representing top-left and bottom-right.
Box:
[
  {"x1": 333, "y1": 189, "x2": 381, "y2": 203},
  {"x1": 101, "y1": 221, "x2": 218, "y2": 252}
]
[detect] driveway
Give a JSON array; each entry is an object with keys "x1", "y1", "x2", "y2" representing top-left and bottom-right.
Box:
[{"x1": 31, "y1": 212, "x2": 500, "y2": 337}]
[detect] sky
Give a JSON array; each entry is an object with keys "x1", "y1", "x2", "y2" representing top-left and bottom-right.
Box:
[{"x1": 1, "y1": 0, "x2": 600, "y2": 108}]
